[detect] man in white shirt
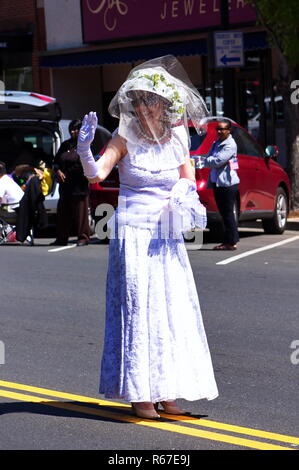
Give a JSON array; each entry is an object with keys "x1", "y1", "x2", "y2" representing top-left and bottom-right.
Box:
[{"x1": 0, "y1": 161, "x2": 24, "y2": 208}]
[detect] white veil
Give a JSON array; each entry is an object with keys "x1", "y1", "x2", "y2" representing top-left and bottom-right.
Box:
[{"x1": 108, "y1": 55, "x2": 209, "y2": 150}]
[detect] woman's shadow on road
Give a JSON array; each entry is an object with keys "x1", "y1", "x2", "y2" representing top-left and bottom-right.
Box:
[{"x1": 0, "y1": 400, "x2": 208, "y2": 424}]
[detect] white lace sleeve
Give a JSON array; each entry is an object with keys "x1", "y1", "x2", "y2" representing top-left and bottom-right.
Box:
[{"x1": 172, "y1": 125, "x2": 190, "y2": 160}]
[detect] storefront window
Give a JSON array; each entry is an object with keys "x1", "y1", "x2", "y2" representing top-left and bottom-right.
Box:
[
  {"x1": 239, "y1": 78, "x2": 261, "y2": 139},
  {"x1": 2, "y1": 67, "x2": 33, "y2": 91},
  {"x1": 204, "y1": 81, "x2": 224, "y2": 117}
]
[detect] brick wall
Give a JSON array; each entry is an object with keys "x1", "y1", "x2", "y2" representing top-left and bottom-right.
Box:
[
  {"x1": 0, "y1": 0, "x2": 50, "y2": 94},
  {"x1": 0, "y1": 0, "x2": 36, "y2": 31}
]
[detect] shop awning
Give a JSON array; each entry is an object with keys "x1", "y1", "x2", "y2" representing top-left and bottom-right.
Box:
[
  {"x1": 40, "y1": 32, "x2": 268, "y2": 69},
  {"x1": 244, "y1": 31, "x2": 268, "y2": 50},
  {"x1": 40, "y1": 40, "x2": 207, "y2": 68}
]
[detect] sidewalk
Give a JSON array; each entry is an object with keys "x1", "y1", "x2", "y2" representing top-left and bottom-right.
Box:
[
  {"x1": 239, "y1": 216, "x2": 299, "y2": 231},
  {"x1": 286, "y1": 217, "x2": 299, "y2": 231}
]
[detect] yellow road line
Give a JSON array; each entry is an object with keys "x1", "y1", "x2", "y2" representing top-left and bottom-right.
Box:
[
  {"x1": 0, "y1": 379, "x2": 129, "y2": 408},
  {"x1": 0, "y1": 380, "x2": 298, "y2": 447},
  {"x1": 0, "y1": 387, "x2": 294, "y2": 451},
  {"x1": 163, "y1": 414, "x2": 299, "y2": 446}
]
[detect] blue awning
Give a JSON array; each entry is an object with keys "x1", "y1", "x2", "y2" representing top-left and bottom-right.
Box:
[
  {"x1": 40, "y1": 32, "x2": 268, "y2": 68},
  {"x1": 244, "y1": 31, "x2": 268, "y2": 50},
  {"x1": 40, "y1": 40, "x2": 207, "y2": 68}
]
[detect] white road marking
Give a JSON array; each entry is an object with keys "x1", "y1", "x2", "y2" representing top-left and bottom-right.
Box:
[
  {"x1": 216, "y1": 235, "x2": 299, "y2": 265},
  {"x1": 48, "y1": 244, "x2": 76, "y2": 253}
]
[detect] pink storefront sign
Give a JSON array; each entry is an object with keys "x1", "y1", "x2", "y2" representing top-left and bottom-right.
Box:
[{"x1": 81, "y1": 0, "x2": 257, "y2": 43}]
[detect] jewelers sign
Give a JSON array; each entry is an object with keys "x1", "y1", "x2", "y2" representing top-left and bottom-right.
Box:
[{"x1": 81, "y1": 0, "x2": 256, "y2": 43}]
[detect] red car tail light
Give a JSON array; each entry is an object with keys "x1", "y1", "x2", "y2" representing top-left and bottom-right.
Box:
[{"x1": 196, "y1": 179, "x2": 206, "y2": 191}]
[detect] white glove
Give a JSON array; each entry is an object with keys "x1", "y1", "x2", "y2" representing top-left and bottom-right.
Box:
[
  {"x1": 77, "y1": 111, "x2": 99, "y2": 179},
  {"x1": 169, "y1": 178, "x2": 207, "y2": 231}
]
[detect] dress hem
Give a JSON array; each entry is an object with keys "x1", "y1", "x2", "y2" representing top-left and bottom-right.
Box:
[{"x1": 99, "y1": 391, "x2": 219, "y2": 403}]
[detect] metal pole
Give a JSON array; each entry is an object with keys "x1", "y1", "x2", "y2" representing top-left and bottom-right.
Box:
[{"x1": 221, "y1": 0, "x2": 237, "y2": 120}]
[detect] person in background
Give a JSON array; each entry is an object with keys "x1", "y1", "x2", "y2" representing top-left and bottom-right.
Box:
[
  {"x1": 50, "y1": 119, "x2": 90, "y2": 247},
  {"x1": 15, "y1": 167, "x2": 47, "y2": 245},
  {"x1": 0, "y1": 162, "x2": 46, "y2": 245},
  {"x1": 203, "y1": 119, "x2": 240, "y2": 250},
  {"x1": 0, "y1": 161, "x2": 24, "y2": 211},
  {"x1": 13, "y1": 163, "x2": 52, "y2": 196}
]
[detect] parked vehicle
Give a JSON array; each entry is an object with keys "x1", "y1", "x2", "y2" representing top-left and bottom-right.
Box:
[
  {"x1": 89, "y1": 117, "x2": 290, "y2": 235},
  {"x1": 0, "y1": 91, "x2": 62, "y2": 224},
  {"x1": 0, "y1": 91, "x2": 111, "y2": 231},
  {"x1": 190, "y1": 117, "x2": 290, "y2": 234}
]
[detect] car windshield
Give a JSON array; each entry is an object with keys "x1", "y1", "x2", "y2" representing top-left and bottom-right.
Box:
[
  {"x1": 0, "y1": 127, "x2": 55, "y2": 172},
  {"x1": 189, "y1": 126, "x2": 207, "y2": 151}
]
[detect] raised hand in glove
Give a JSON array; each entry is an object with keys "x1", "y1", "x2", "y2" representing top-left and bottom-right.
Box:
[{"x1": 77, "y1": 111, "x2": 99, "y2": 179}]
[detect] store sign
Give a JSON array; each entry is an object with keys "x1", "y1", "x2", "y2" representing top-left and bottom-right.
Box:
[
  {"x1": 81, "y1": 0, "x2": 257, "y2": 43},
  {"x1": 214, "y1": 31, "x2": 244, "y2": 67}
]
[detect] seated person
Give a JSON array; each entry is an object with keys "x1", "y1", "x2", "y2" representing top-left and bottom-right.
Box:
[
  {"x1": 1, "y1": 164, "x2": 47, "y2": 244},
  {"x1": 0, "y1": 161, "x2": 24, "y2": 230},
  {"x1": 13, "y1": 157, "x2": 53, "y2": 196},
  {"x1": 15, "y1": 168, "x2": 47, "y2": 244},
  {"x1": 0, "y1": 161, "x2": 24, "y2": 210},
  {"x1": 13, "y1": 164, "x2": 36, "y2": 190}
]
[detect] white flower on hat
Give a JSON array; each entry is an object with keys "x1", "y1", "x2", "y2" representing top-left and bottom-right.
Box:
[{"x1": 123, "y1": 67, "x2": 187, "y2": 122}]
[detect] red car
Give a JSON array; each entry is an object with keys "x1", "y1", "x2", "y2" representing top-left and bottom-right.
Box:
[{"x1": 89, "y1": 117, "x2": 290, "y2": 235}]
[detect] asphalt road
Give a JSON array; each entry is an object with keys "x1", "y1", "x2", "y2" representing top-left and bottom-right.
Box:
[{"x1": 0, "y1": 225, "x2": 298, "y2": 453}]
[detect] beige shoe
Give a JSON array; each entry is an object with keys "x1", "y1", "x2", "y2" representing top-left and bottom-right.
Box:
[
  {"x1": 131, "y1": 402, "x2": 160, "y2": 419},
  {"x1": 158, "y1": 400, "x2": 186, "y2": 415}
]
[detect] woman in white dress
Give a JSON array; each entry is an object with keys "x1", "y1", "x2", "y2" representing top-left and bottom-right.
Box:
[{"x1": 77, "y1": 56, "x2": 218, "y2": 419}]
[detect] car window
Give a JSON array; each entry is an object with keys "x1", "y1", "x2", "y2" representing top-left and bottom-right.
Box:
[
  {"x1": 189, "y1": 127, "x2": 207, "y2": 151},
  {"x1": 0, "y1": 128, "x2": 55, "y2": 172},
  {"x1": 24, "y1": 134, "x2": 54, "y2": 156},
  {"x1": 232, "y1": 127, "x2": 262, "y2": 157}
]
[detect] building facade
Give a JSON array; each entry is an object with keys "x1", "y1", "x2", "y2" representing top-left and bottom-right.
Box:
[
  {"x1": 0, "y1": 0, "x2": 287, "y2": 167},
  {"x1": 0, "y1": 0, "x2": 49, "y2": 93}
]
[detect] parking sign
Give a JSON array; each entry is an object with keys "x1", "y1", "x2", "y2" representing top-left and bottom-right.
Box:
[{"x1": 214, "y1": 31, "x2": 244, "y2": 68}]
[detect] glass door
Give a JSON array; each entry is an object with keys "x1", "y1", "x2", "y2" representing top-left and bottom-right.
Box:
[{"x1": 237, "y1": 76, "x2": 262, "y2": 141}]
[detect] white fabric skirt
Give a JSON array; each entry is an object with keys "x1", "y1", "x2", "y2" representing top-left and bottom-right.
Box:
[{"x1": 99, "y1": 224, "x2": 218, "y2": 403}]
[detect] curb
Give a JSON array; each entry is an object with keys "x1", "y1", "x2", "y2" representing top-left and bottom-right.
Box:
[
  {"x1": 286, "y1": 219, "x2": 299, "y2": 231},
  {"x1": 239, "y1": 219, "x2": 299, "y2": 232}
]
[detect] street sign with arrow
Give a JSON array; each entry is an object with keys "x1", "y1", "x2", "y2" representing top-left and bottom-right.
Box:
[{"x1": 214, "y1": 31, "x2": 244, "y2": 68}]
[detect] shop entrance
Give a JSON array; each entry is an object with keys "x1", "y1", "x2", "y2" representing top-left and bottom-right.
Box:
[
  {"x1": 236, "y1": 72, "x2": 264, "y2": 142},
  {"x1": 235, "y1": 62, "x2": 286, "y2": 168},
  {"x1": 206, "y1": 49, "x2": 274, "y2": 149}
]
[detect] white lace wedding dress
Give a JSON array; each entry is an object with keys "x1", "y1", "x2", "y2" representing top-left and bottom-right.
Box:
[{"x1": 99, "y1": 126, "x2": 218, "y2": 403}]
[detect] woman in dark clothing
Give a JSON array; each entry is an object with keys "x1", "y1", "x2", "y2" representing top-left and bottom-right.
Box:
[{"x1": 50, "y1": 119, "x2": 90, "y2": 246}]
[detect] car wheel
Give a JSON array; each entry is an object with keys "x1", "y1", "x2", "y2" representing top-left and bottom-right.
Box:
[{"x1": 262, "y1": 187, "x2": 288, "y2": 234}]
